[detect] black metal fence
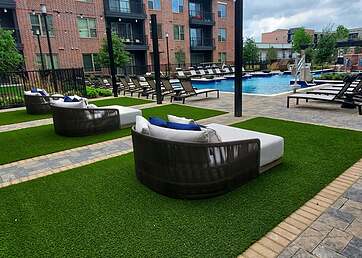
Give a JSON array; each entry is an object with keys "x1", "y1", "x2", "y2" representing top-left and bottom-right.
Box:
[{"x1": 0, "y1": 68, "x2": 86, "y2": 109}]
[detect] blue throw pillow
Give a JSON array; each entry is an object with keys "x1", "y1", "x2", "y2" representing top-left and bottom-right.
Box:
[
  {"x1": 31, "y1": 87, "x2": 38, "y2": 93},
  {"x1": 149, "y1": 117, "x2": 167, "y2": 127},
  {"x1": 166, "y1": 121, "x2": 201, "y2": 131},
  {"x1": 72, "y1": 97, "x2": 80, "y2": 102},
  {"x1": 64, "y1": 96, "x2": 73, "y2": 102}
]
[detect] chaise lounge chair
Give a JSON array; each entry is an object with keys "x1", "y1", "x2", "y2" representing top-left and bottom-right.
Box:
[
  {"x1": 287, "y1": 75, "x2": 362, "y2": 115},
  {"x1": 171, "y1": 77, "x2": 219, "y2": 104}
]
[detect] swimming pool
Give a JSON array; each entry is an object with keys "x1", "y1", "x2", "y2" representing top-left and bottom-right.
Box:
[{"x1": 193, "y1": 74, "x2": 300, "y2": 95}]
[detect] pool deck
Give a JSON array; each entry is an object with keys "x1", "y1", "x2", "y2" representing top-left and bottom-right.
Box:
[{"x1": 184, "y1": 92, "x2": 362, "y2": 131}]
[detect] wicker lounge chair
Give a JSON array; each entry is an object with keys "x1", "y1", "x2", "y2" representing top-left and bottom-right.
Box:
[
  {"x1": 24, "y1": 91, "x2": 63, "y2": 114},
  {"x1": 24, "y1": 94, "x2": 51, "y2": 114},
  {"x1": 171, "y1": 77, "x2": 220, "y2": 103},
  {"x1": 131, "y1": 122, "x2": 284, "y2": 199},
  {"x1": 51, "y1": 101, "x2": 141, "y2": 136}
]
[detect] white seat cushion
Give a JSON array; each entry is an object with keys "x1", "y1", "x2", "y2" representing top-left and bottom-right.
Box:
[
  {"x1": 206, "y1": 123, "x2": 284, "y2": 167},
  {"x1": 101, "y1": 105, "x2": 141, "y2": 128}
]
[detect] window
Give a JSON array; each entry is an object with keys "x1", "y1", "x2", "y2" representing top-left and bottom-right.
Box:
[
  {"x1": 30, "y1": 14, "x2": 54, "y2": 36},
  {"x1": 82, "y1": 54, "x2": 101, "y2": 72},
  {"x1": 36, "y1": 54, "x2": 59, "y2": 69},
  {"x1": 150, "y1": 23, "x2": 163, "y2": 39},
  {"x1": 218, "y1": 28, "x2": 226, "y2": 42},
  {"x1": 189, "y1": 2, "x2": 201, "y2": 17},
  {"x1": 77, "y1": 17, "x2": 97, "y2": 38},
  {"x1": 172, "y1": 0, "x2": 183, "y2": 13},
  {"x1": 148, "y1": 0, "x2": 161, "y2": 10},
  {"x1": 218, "y1": 3, "x2": 227, "y2": 18},
  {"x1": 218, "y1": 52, "x2": 227, "y2": 62},
  {"x1": 173, "y1": 25, "x2": 185, "y2": 40}
]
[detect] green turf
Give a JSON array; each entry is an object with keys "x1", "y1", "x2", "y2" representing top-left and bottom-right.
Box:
[
  {"x1": 0, "y1": 104, "x2": 225, "y2": 165},
  {"x1": 0, "y1": 117, "x2": 361, "y2": 257},
  {"x1": 89, "y1": 96, "x2": 152, "y2": 107},
  {"x1": 0, "y1": 97, "x2": 152, "y2": 126}
]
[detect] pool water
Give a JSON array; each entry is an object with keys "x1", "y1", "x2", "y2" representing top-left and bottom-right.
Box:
[{"x1": 193, "y1": 74, "x2": 299, "y2": 95}]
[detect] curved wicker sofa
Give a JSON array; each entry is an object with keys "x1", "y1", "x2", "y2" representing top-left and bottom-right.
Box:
[
  {"x1": 24, "y1": 94, "x2": 51, "y2": 114},
  {"x1": 51, "y1": 106, "x2": 120, "y2": 136},
  {"x1": 131, "y1": 128, "x2": 261, "y2": 199}
]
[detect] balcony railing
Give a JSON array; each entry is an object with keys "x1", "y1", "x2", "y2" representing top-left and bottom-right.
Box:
[
  {"x1": 189, "y1": 10, "x2": 214, "y2": 25},
  {"x1": 0, "y1": 0, "x2": 15, "y2": 8},
  {"x1": 118, "y1": 34, "x2": 148, "y2": 50},
  {"x1": 190, "y1": 37, "x2": 214, "y2": 50},
  {"x1": 106, "y1": 0, "x2": 145, "y2": 18}
]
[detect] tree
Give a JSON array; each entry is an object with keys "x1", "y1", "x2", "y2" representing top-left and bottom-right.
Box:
[
  {"x1": 96, "y1": 33, "x2": 130, "y2": 68},
  {"x1": 335, "y1": 25, "x2": 349, "y2": 41},
  {"x1": 0, "y1": 29, "x2": 23, "y2": 73},
  {"x1": 266, "y1": 47, "x2": 277, "y2": 64},
  {"x1": 304, "y1": 47, "x2": 314, "y2": 63},
  {"x1": 175, "y1": 49, "x2": 185, "y2": 66},
  {"x1": 314, "y1": 27, "x2": 337, "y2": 65},
  {"x1": 292, "y1": 28, "x2": 312, "y2": 53},
  {"x1": 243, "y1": 38, "x2": 259, "y2": 68}
]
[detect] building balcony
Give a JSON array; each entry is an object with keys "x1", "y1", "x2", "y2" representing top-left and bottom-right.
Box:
[
  {"x1": 190, "y1": 37, "x2": 214, "y2": 51},
  {"x1": 105, "y1": 0, "x2": 146, "y2": 19},
  {"x1": 0, "y1": 0, "x2": 15, "y2": 8},
  {"x1": 189, "y1": 11, "x2": 214, "y2": 26},
  {"x1": 120, "y1": 34, "x2": 148, "y2": 51}
]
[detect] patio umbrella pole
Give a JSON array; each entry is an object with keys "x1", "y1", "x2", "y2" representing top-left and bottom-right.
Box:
[{"x1": 234, "y1": 0, "x2": 243, "y2": 117}]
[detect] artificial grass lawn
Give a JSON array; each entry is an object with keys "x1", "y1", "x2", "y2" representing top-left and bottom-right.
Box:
[
  {"x1": 0, "y1": 104, "x2": 225, "y2": 165},
  {"x1": 1, "y1": 118, "x2": 362, "y2": 257},
  {"x1": 0, "y1": 97, "x2": 153, "y2": 126}
]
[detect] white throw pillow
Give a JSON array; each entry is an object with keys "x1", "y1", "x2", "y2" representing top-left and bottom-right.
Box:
[
  {"x1": 135, "y1": 116, "x2": 150, "y2": 135},
  {"x1": 202, "y1": 127, "x2": 221, "y2": 143},
  {"x1": 51, "y1": 99, "x2": 87, "y2": 109},
  {"x1": 148, "y1": 124, "x2": 208, "y2": 143},
  {"x1": 167, "y1": 115, "x2": 195, "y2": 124},
  {"x1": 24, "y1": 91, "x2": 41, "y2": 97}
]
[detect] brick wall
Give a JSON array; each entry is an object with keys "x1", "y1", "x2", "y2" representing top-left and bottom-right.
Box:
[
  {"x1": 213, "y1": 0, "x2": 234, "y2": 63},
  {"x1": 16, "y1": 0, "x2": 105, "y2": 70},
  {"x1": 144, "y1": 0, "x2": 191, "y2": 65},
  {"x1": 262, "y1": 30, "x2": 289, "y2": 44}
]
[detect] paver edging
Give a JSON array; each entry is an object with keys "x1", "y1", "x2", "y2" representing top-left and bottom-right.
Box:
[{"x1": 238, "y1": 159, "x2": 362, "y2": 258}]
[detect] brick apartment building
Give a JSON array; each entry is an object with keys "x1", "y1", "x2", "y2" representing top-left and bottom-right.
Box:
[
  {"x1": 0, "y1": 0, "x2": 235, "y2": 72},
  {"x1": 261, "y1": 28, "x2": 315, "y2": 44}
]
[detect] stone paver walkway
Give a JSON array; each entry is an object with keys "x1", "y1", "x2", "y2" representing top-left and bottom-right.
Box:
[
  {"x1": 0, "y1": 136, "x2": 133, "y2": 188},
  {"x1": 240, "y1": 159, "x2": 362, "y2": 258},
  {"x1": 186, "y1": 92, "x2": 362, "y2": 131}
]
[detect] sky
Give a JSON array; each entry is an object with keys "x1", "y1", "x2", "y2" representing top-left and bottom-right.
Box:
[{"x1": 243, "y1": 0, "x2": 362, "y2": 41}]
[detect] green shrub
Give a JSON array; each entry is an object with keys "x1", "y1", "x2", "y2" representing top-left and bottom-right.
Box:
[
  {"x1": 98, "y1": 88, "x2": 112, "y2": 97},
  {"x1": 86, "y1": 86, "x2": 112, "y2": 98},
  {"x1": 319, "y1": 73, "x2": 348, "y2": 81}
]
